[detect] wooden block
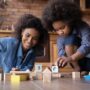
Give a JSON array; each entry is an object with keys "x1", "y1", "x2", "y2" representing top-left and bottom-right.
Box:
[
  {"x1": 43, "y1": 68, "x2": 51, "y2": 83},
  {"x1": 72, "y1": 72, "x2": 80, "y2": 79},
  {"x1": 11, "y1": 75, "x2": 20, "y2": 84},
  {"x1": 0, "y1": 68, "x2": 3, "y2": 73},
  {"x1": 51, "y1": 66, "x2": 58, "y2": 73},
  {"x1": 60, "y1": 72, "x2": 72, "y2": 78},
  {"x1": 52, "y1": 73, "x2": 61, "y2": 79},
  {"x1": 4, "y1": 73, "x2": 11, "y2": 81},
  {"x1": 10, "y1": 71, "x2": 30, "y2": 74},
  {"x1": 30, "y1": 71, "x2": 36, "y2": 80},
  {"x1": 0, "y1": 73, "x2": 2, "y2": 81},
  {"x1": 35, "y1": 64, "x2": 42, "y2": 72},
  {"x1": 4, "y1": 72, "x2": 29, "y2": 82},
  {"x1": 10, "y1": 71, "x2": 30, "y2": 81},
  {"x1": 0, "y1": 68, "x2": 3, "y2": 81},
  {"x1": 19, "y1": 74, "x2": 29, "y2": 81},
  {"x1": 36, "y1": 72, "x2": 43, "y2": 80}
]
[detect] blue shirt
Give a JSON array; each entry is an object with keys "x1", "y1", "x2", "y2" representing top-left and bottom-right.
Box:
[
  {"x1": 57, "y1": 22, "x2": 90, "y2": 58},
  {"x1": 57, "y1": 34, "x2": 81, "y2": 56},
  {"x1": 0, "y1": 37, "x2": 36, "y2": 73}
]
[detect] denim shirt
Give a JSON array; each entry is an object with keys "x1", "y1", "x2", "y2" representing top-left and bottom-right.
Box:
[
  {"x1": 0, "y1": 37, "x2": 36, "y2": 73},
  {"x1": 57, "y1": 34, "x2": 81, "y2": 57},
  {"x1": 57, "y1": 22, "x2": 90, "y2": 58}
]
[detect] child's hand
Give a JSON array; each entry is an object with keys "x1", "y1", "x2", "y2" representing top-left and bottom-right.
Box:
[
  {"x1": 55, "y1": 57, "x2": 62, "y2": 68},
  {"x1": 47, "y1": 63, "x2": 56, "y2": 71},
  {"x1": 56, "y1": 56, "x2": 72, "y2": 68}
]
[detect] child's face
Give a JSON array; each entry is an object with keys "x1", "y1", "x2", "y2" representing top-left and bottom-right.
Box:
[
  {"x1": 52, "y1": 21, "x2": 71, "y2": 37},
  {"x1": 21, "y1": 28, "x2": 40, "y2": 51}
]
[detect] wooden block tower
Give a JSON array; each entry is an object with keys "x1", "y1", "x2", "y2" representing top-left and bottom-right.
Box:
[{"x1": 43, "y1": 68, "x2": 51, "y2": 83}]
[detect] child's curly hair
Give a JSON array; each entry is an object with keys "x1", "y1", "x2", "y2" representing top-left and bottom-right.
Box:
[
  {"x1": 14, "y1": 14, "x2": 48, "y2": 45},
  {"x1": 42, "y1": 0, "x2": 83, "y2": 31}
]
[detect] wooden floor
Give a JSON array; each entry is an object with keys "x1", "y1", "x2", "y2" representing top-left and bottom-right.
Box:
[{"x1": 0, "y1": 78, "x2": 90, "y2": 90}]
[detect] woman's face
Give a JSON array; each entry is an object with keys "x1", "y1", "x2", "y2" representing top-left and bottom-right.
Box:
[
  {"x1": 21, "y1": 28, "x2": 40, "y2": 51},
  {"x1": 52, "y1": 21, "x2": 71, "y2": 37}
]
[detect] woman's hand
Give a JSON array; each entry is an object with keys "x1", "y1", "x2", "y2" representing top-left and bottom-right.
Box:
[
  {"x1": 11, "y1": 67, "x2": 20, "y2": 71},
  {"x1": 56, "y1": 56, "x2": 72, "y2": 68}
]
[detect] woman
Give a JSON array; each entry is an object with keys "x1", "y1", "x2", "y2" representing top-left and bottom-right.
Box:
[{"x1": 0, "y1": 14, "x2": 48, "y2": 73}]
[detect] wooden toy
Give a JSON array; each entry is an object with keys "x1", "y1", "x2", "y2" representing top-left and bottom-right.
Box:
[
  {"x1": 0, "y1": 68, "x2": 3, "y2": 81},
  {"x1": 43, "y1": 68, "x2": 51, "y2": 83},
  {"x1": 4, "y1": 73, "x2": 11, "y2": 81},
  {"x1": 51, "y1": 65, "x2": 58, "y2": 73},
  {"x1": 11, "y1": 74, "x2": 20, "y2": 84},
  {"x1": 11, "y1": 76, "x2": 20, "y2": 90},
  {"x1": 51, "y1": 65, "x2": 61, "y2": 79},
  {"x1": 72, "y1": 72, "x2": 80, "y2": 79},
  {"x1": 52, "y1": 73, "x2": 61, "y2": 79},
  {"x1": 30, "y1": 71, "x2": 36, "y2": 80},
  {"x1": 0, "y1": 73, "x2": 2, "y2": 81},
  {"x1": 35, "y1": 64, "x2": 42, "y2": 72},
  {"x1": 10, "y1": 71, "x2": 30, "y2": 81},
  {"x1": 36, "y1": 72, "x2": 43, "y2": 80}
]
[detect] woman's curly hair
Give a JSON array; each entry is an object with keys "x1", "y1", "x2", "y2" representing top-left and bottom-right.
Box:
[
  {"x1": 42, "y1": 0, "x2": 83, "y2": 31},
  {"x1": 14, "y1": 14, "x2": 48, "y2": 45}
]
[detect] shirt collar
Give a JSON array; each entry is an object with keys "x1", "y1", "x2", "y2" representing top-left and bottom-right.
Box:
[
  {"x1": 17, "y1": 42, "x2": 34, "y2": 58},
  {"x1": 17, "y1": 42, "x2": 23, "y2": 58}
]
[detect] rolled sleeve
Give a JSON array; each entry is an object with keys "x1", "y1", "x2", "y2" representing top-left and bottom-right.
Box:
[{"x1": 77, "y1": 32, "x2": 90, "y2": 55}]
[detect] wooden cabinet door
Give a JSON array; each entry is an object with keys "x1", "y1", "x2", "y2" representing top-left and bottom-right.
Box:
[
  {"x1": 50, "y1": 41, "x2": 58, "y2": 63},
  {"x1": 49, "y1": 32, "x2": 58, "y2": 63}
]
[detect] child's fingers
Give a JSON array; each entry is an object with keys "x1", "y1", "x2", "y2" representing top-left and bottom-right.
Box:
[
  {"x1": 56, "y1": 57, "x2": 62, "y2": 67},
  {"x1": 12, "y1": 68, "x2": 16, "y2": 71},
  {"x1": 47, "y1": 63, "x2": 53, "y2": 70},
  {"x1": 54, "y1": 61, "x2": 58, "y2": 66},
  {"x1": 59, "y1": 59, "x2": 64, "y2": 67},
  {"x1": 62, "y1": 61, "x2": 66, "y2": 67}
]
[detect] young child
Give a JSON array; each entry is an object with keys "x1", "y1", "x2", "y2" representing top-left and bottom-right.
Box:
[
  {"x1": 0, "y1": 14, "x2": 48, "y2": 73},
  {"x1": 42, "y1": 0, "x2": 90, "y2": 74}
]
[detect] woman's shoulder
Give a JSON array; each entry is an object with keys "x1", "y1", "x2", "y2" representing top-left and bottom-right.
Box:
[
  {"x1": 0, "y1": 37, "x2": 19, "y2": 44},
  {"x1": 0, "y1": 37, "x2": 20, "y2": 50}
]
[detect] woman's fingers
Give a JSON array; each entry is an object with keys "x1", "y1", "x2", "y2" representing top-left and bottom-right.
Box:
[{"x1": 12, "y1": 68, "x2": 19, "y2": 71}]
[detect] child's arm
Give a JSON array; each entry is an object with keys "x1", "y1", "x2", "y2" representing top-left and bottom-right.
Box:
[
  {"x1": 57, "y1": 35, "x2": 81, "y2": 68},
  {"x1": 65, "y1": 45, "x2": 77, "y2": 56},
  {"x1": 65, "y1": 45, "x2": 80, "y2": 71},
  {"x1": 71, "y1": 26, "x2": 90, "y2": 61}
]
